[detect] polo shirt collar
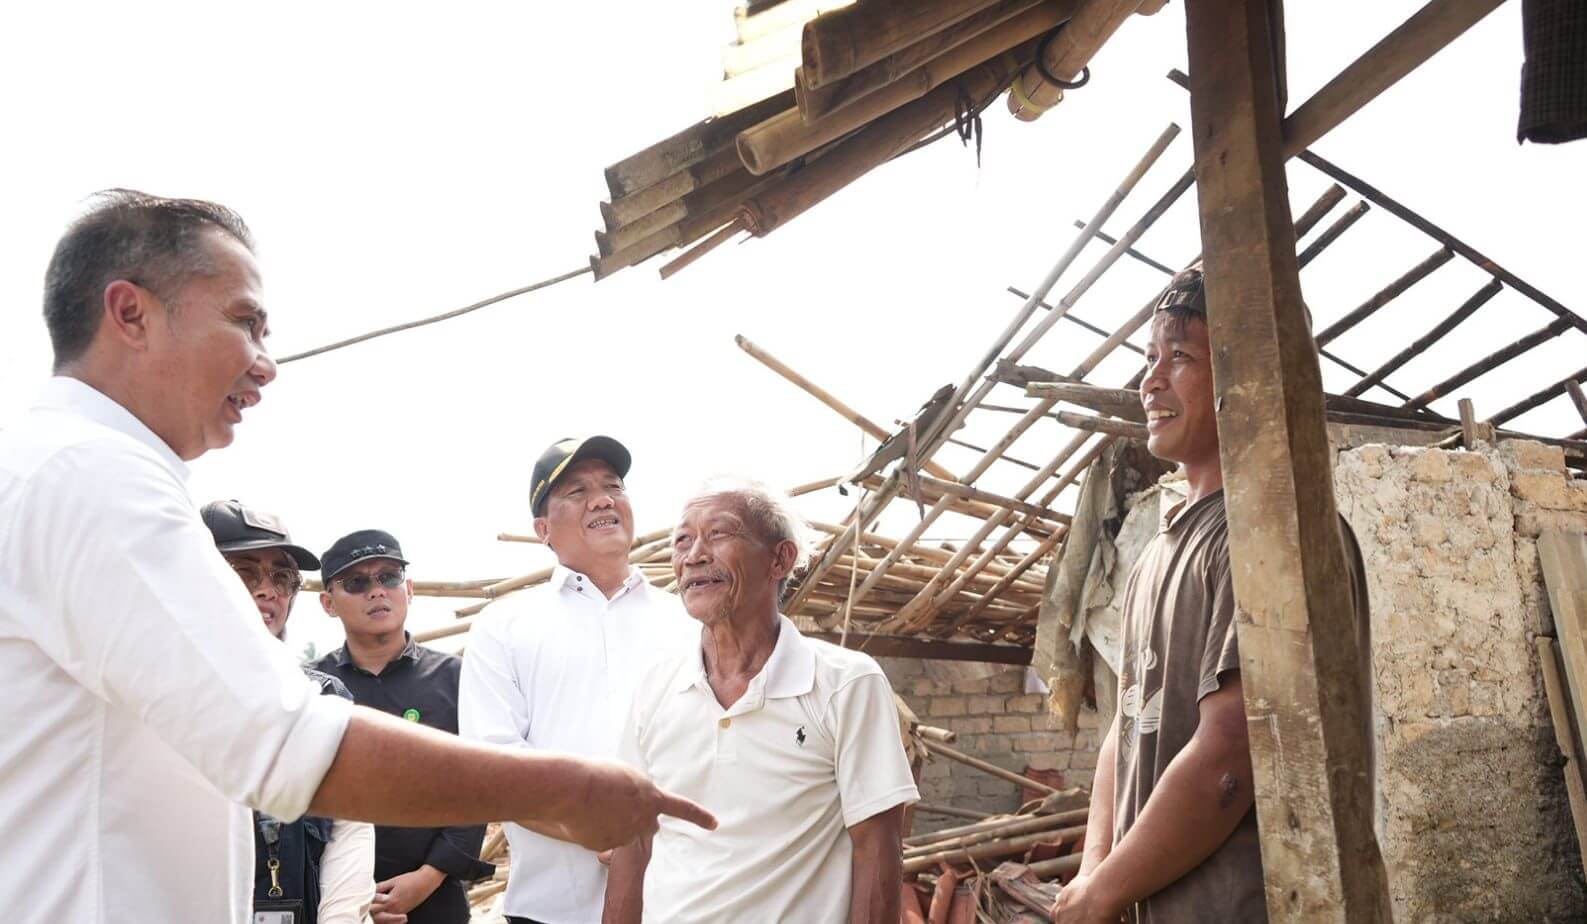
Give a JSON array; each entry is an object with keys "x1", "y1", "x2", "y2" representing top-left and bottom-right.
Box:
[
  {"x1": 671, "y1": 614, "x2": 815, "y2": 700},
  {"x1": 329, "y1": 632, "x2": 419, "y2": 670},
  {"x1": 35, "y1": 375, "x2": 189, "y2": 481},
  {"x1": 552, "y1": 563, "x2": 647, "y2": 600}
]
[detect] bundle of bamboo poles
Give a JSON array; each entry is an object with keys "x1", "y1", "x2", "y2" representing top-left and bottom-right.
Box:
[{"x1": 592, "y1": 0, "x2": 1175, "y2": 282}]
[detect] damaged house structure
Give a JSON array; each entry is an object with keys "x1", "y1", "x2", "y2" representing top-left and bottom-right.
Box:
[{"x1": 331, "y1": 0, "x2": 1585, "y2": 920}]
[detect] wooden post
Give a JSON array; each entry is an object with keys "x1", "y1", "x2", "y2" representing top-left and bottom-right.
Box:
[{"x1": 1184, "y1": 0, "x2": 1392, "y2": 920}]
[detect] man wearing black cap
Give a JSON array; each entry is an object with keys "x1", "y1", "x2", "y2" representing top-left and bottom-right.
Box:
[
  {"x1": 314, "y1": 530, "x2": 494, "y2": 924},
  {"x1": 460, "y1": 437, "x2": 697, "y2": 924},
  {"x1": 202, "y1": 500, "x2": 376, "y2": 924}
]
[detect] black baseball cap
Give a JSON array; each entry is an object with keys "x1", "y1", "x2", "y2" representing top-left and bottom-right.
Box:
[
  {"x1": 530, "y1": 436, "x2": 632, "y2": 517},
  {"x1": 201, "y1": 499, "x2": 320, "y2": 570},
  {"x1": 320, "y1": 529, "x2": 409, "y2": 583}
]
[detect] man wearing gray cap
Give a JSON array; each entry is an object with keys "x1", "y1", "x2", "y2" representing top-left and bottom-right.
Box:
[
  {"x1": 201, "y1": 499, "x2": 376, "y2": 924},
  {"x1": 460, "y1": 437, "x2": 697, "y2": 924}
]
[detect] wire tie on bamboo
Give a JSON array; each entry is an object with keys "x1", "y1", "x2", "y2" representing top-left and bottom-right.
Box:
[
  {"x1": 1007, "y1": 72, "x2": 1055, "y2": 116},
  {"x1": 1033, "y1": 25, "x2": 1091, "y2": 90}
]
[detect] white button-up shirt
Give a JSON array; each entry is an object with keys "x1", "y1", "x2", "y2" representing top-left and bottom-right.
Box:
[
  {"x1": 619, "y1": 615, "x2": 919, "y2": 923},
  {"x1": 459, "y1": 564, "x2": 697, "y2": 923},
  {"x1": 0, "y1": 378, "x2": 352, "y2": 924}
]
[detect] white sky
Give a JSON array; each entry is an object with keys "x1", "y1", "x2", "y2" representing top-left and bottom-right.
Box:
[{"x1": 3, "y1": 2, "x2": 1582, "y2": 657}]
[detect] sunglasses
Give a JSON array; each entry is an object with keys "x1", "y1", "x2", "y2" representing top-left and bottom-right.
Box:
[
  {"x1": 230, "y1": 563, "x2": 303, "y2": 596},
  {"x1": 333, "y1": 569, "x2": 406, "y2": 595}
]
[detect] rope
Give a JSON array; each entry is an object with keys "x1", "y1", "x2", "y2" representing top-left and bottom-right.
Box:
[{"x1": 276, "y1": 265, "x2": 591, "y2": 364}]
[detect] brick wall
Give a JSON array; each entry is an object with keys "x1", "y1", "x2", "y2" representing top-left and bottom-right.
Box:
[{"x1": 877, "y1": 657, "x2": 1100, "y2": 828}]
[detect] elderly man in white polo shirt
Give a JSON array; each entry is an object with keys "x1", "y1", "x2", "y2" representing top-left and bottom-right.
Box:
[
  {"x1": 459, "y1": 436, "x2": 698, "y2": 924},
  {"x1": 603, "y1": 479, "x2": 919, "y2": 924},
  {"x1": 0, "y1": 191, "x2": 712, "y2": 924}
]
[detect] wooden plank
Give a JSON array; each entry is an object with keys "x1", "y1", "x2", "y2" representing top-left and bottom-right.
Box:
[
  {"x1": 1540, "y1": 530, "x2": 1587, "y2": 782},
  {"x1": 1567, "y1": 380, "x2": 1587, "y2": 428},
  {"x1": 1281, "y1": 0, "x2": 1507, "y2": 155},
  {"x1": 1535, "y1": 635, "x2": 1587, "y2": 881},
  {"x1": 1185, "y1": 1, "x2": 1393, "y2": 920},
  {"x1": 807, "y1": 631, "x2": 1033, "y2": 665}
]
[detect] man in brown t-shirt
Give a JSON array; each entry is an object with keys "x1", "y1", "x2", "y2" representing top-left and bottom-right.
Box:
[{"x1": 1051, "y1": 266, "x2": 1372, "y2": 924}]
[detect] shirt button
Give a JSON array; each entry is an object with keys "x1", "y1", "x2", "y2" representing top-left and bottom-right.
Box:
[{"x1": 718, "y1": 717, "x2": 731, "y2": 729}]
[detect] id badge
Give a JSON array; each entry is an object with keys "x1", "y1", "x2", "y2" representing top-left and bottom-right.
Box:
[{"x1": 254, "y1": 898, "x2": 305, "y2": 924}]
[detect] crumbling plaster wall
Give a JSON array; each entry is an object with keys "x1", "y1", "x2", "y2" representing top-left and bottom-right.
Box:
[{"x1": 1336, "y1": 440, "x2": 1586, "y2": 922}]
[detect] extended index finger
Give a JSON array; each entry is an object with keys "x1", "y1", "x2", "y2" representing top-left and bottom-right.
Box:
[{"x1": 657, "y1": 790, "x2": 717, "y2": 830}]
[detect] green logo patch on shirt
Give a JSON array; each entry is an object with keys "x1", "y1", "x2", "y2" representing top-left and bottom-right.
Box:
[{"x1": 402, "y1": 708, "x2": 421, "y2": 722}]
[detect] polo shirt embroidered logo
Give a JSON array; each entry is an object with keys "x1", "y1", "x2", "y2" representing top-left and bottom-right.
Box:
[
  {"x1": 795, "y1": 725, "x2": 806, "y2": 747},
  {"x1": 403, "y1": 708, "x2": 421, "y2": 722}
]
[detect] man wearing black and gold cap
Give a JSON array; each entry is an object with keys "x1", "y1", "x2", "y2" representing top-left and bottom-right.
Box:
[
  {"x1": 201, "y1": 500, "x2": 376, "y2": 924},
  {"x1": 313, "y1": 529, "x2": 493, "y2": 924}
]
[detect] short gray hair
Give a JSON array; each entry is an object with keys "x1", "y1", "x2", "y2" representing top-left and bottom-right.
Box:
[
  {"x1": 692, "y1": 476, "x2": 812, "y2": 593},
  {"x1": 43, "y1": 189, "x2": 255, "y2": 369}
]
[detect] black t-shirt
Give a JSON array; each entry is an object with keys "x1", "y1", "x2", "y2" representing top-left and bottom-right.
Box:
[{"x1": 313, "y1": 635, "x2": 494, "y2": 924}]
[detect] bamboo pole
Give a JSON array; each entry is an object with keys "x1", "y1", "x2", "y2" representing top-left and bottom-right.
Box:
[
  {"x1": 922, "y1": 738, "x2": 1060, "y2": 795},
  {"x1": 874, "y1": 431, "x2": 1091, "y2": 633},
  {"x1": 1345, "y1": 278, "x2": 1503, "y2": 398},
  {"x1": 1313, "y1": 247, "x2": 1455, "y2": 347},
  {"x1": 858, "y1": 168, "x2": 1195, "y2": 623},
  {"x1": 959, "y1": 523, "x2": 1068, "y2": 622},
  {"x1": 913, "y1": 803, "x2": 993, "y2": 822},
  {"x1": 1491, "y1": 365, "x2": 1587, "y2": 427},
  {"x1": 602, "y1": 145, "x2": 745, "y2": 231},
  {"x1": 796, "y1": 0, "x2": 1047, "y2": 121},
  {"x1": 497, "y1": 532, "x2": 541, "y2": 543},
  {"x1": 784, "y1": 125, "x2": 1179, "y2": 613},
  {"x1": 1067, "y1": 220, "x2": 1175, "y2": 275},
  {"x1": 1314, "y1": 246, "x2": 1453, "y2": 347},
  {"x1": 736, "y1": 0, "x2": 852, "y2": 43},
  {"x1": 1297, "y1": 150, "x2": 1587, "y2": 337},
  {"x1": 1007, "y1": 0, "x2": 1142, "y2": 122},
  {"x1": 723, "y1": 20, "x2": 804, "y2": 78},
  {"x1": 913, "y1": 473, "x2": 1071, "y2": 525},
  {"x1": 741, "y1": 2, "x2": 1068, "y2": 175},
  {"x1": 1296, "y1": 200, "x2": 1370, "y2": 268},
  {"x1": 603, "y1": 91, "x2": 793, "y2": 199},
  {"x1": 1404, "y1": 317, "x2": 1576, "y2": 410},
  {"x1": 903, "y1": 808, "x2": 1088, "y2": 858},
  {"x1": 736, "y1": 334, "x2": 961, "y2": 481},
  {"x1": 734, "y1": 43, "x2": 1036, "y2": 242},
  {"x1": 801, "y1": 0, "x2": 1018, "y2": 89},
  {"x1": 902, "y1": 824, "x2": 1085, "y2": 873},
  {"x1": 858, "y1": 474, "x2": 1061, "y2": 539},
  {"x1": 928, "y1": 436, "x2": 1112, "y2": 631},
  {"x1": 1007, "y1": 286, "x2": 1146, "y2": 355}
]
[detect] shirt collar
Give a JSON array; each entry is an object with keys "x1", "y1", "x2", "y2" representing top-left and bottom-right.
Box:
[
  {"x1": 552, "y1": 563, "x2": 647, "y2": 600},
  {"x1": 329, "y1": 632, "x2": 419, "y2": 670},
  {"x1": 1161, "y1": 488, "x2": 1224, "y2": 533},
  {"x1": 672, "y1": 615, "x2": 815, "y2": 700},
  {"x1": 34, "y1": 376, "x2": 189, "y2": 481}
]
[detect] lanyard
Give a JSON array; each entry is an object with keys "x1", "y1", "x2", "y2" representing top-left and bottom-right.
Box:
[{"x1": 257, "y1": 815, "x2": 285, "y2": 898}]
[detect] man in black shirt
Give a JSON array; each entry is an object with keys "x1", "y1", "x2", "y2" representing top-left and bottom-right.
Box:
[{"x1": 313, "y1": 529, "x2": 493, "y2": 924}]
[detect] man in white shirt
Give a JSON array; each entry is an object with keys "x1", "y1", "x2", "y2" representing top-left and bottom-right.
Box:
[
  {"x1": 202, "y1": 499, "x2": 377, "y2": 924},
  {"x1": 0, "y1": 190, "x2": 713, "y2": 924},
  {"x1": 603, "y1": 480, "x2": 919, "y2": 924},
  {"x1": 460, "y1": 436, "x2": 698, "y2": 924}
]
